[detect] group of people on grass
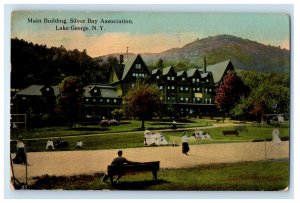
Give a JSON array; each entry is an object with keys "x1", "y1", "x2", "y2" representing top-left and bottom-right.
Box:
[{"x1": 45, "y1": 138, "x2": 84, "y2": 150}]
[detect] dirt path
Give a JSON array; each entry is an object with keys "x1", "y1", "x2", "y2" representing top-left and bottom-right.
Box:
[{"x1": 11, "y1": 141, "x2": 289, "y2": 184}]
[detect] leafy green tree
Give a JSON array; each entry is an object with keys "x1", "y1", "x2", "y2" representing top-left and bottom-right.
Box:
[
  {"x1": 214, "y1": 71, "x2": 249, "y2": 114},
  {"x1": 111, "y1": 109, "x2": 124, "y2": 121},
  {"x1": 123, "y1": 82, "x2": 162, "y2": 129},
  {"x1": 231, "y1": 71, "x2": 289, "y2": 122},
  {"x1": 55, "y1": 76, "x2": 84, "y2": 127}
]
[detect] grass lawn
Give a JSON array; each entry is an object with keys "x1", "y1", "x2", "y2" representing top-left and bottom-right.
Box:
[
  {"x1": 10, "y1": 118, "x2": 289, "y2": 152},
  {"x1": 28, "y1": 159, "x2": 289, "y2": 191},
  {"x1": 10, "y1": 118, "x2": 211, "y2": 140},
  {"x1": 10, "y1": 126, "x2": 289, "y2": 153}
]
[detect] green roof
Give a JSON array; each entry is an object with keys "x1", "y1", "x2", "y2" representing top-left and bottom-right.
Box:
[
  {"x1": 177, "y1": 70, "x2": 185, "y2": 77},
  {"x1": 186, "y1": 68, "x2": 198, "y2": 77},
  {"x1": 205, "y1": 60, "x2": 232, "y2": 84},
  {"x1": 16, "y1": 85, "x2": 59, "y2": 96},
  {"x1": 162, "y1": 66, "x2": 174, "y2": 76},
  {"x1": 84, "y1": 85, "x2": 119, "y2": 98},
  {"x1": 152, "y1": 68, "x2": 160, "y2": 75},
  {"x1": 121, "y1": 55, "x2": 138, "y2": 80}
]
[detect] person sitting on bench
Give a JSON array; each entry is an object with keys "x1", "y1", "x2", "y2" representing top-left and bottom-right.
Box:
[{"x1": 102, "y1": 150, "x2": 134, "y2": 183}]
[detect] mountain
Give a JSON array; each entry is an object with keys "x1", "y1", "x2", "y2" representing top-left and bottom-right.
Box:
[{"x1": 96, "y1": 34, "x2": 290, "y2": 73}]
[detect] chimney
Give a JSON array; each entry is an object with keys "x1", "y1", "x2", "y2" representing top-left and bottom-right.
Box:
[
  {"x1": 203, "y1": 57, "x2": 207, "y2": 73},
  {"x1": 120, "y1": 55, "x2": 124, "y2": 64}
]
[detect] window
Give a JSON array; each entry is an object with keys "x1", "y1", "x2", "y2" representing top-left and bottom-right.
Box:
[
  {"x1": 107, "y1": 99, "x2": 110, "y2": 103},
  {"x1": 167, "y1": 76, "x2": 170, "y2": 80},
  {"x1": 205, "y1": 88, "x2": 208, "y2": 93},
  {"x1": 209, "y1": 98, "x2": 212, "y2": 104},
  {"x1": 131, "y1": 83, "x2": 135, "y2": 87},
  {"x1": 180, "y1": 87, "x2": 184, "y2": 91},
  {"x1": 180, "y1": 97, "x2": 184, "y2": 102},
  {"x1": 100, "y1": 99, "x2": 103, "y2": 103},
  {"x1": 171, "y1": 86, "x2": 175, "y2": 90},
  {"x1": 185, "y1": 87, "x2": 189, "y2": 91},
  {"x1": 132, "y1": 73, "x2": 136, "y2": 77},
  {"x1": 22, "y1": 97, "x2": 26, "y2": 100},
  {"x1": 205, "y1": 98, "x2": 208, "y2": 103},
  {"x1": 167, "y1": 86, "x2": 170, "y2": 90},
  {"x1": 113, "y1": 99, "x2": 117, "y2": 103},
  {"x1": 192, "y1": 78, "x2": 195, "y2": 83},
  {"x1": 182, "y1": 77, "x2": 185, "y2": 81},
  {"x1": 94, "y1": 89, "x2": 98, "y2": 93},
  {"x1": 93, "y1": 98, "x2": 96, "y2": 102},
  {"x1": 167, "y1": 97, "x2": 170, "y2": 101},
  {"x1": 197, "y1": 87, "x2": 200, "y2": 92},
  {"x1": 86, "y1": 98, "x2": 89, "y2": 102},
  {"x1": 46, "y1": 87, "x2": 50, "y2": 91},
  {"x1": 185, "y1": 98, "x2": 189, "y2": 103},
  {"x1": 135, "y1": 64, "x2": 141, "y2": 69},
  {"x1": 209, "y1": 88, "x2": 212, "y2": 92},
  {"x1": 206, "y1": 79, "x2": 209, "y2": 82},
  {"x1": 171, "y1": 76, "x2": 175, "y2": 81},
  {"x1": 156, "y1": 75, "x2": 160, "y2": 80},
  {"x1": 159, "y1": 86, "x2": 163, "y2": 90},
  {"x1": 196, "y1": 78, "x2": 200, "y2": 82}
]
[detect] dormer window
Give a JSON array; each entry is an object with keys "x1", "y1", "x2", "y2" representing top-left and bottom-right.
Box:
[
  {"x1": 94, "y1": 89, "x2": 98, "y2": 93},
  {"x1": 46, "y1": 87, "x2": 50, "y2": 91},
  {"x1": 135, "y1": 64, "x2": 141, "y2": 69},
  {"x1": 156, "y1": 75, "x2": 160, "y2": 80}
]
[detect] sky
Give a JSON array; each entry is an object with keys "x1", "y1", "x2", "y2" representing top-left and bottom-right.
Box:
[{"x1": 11, "y1": 11, "x2": 290, "y2": 57}]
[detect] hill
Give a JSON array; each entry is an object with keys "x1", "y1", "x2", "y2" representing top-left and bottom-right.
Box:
[{"x1": 96, "y1": 34, "x2": 290, "y2": 73}]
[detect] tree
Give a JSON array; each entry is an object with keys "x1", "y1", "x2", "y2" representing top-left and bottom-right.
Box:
[
  {"x1": 156, "y1": 58, "x2": 164, "y2": 69},
  {"x1": 123, "y1": 82, "x2": 162, "y2": 129},
  {"x1": 111, "y1": 109, "x2": 124, "y2": 122},
  {"x1": 231, "y1": 71, "x2": 289, "y2": 122},
  {"x1": 55, "y1": 76, "x2": 84, "y2": 127},
  {"x1": 214, "y1": 71, "x2": 249, "y2": 114}
]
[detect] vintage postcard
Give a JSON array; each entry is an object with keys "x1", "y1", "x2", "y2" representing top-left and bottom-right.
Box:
[{"x1": 9, "y1": 10, "x2": 290, "y2": 192}]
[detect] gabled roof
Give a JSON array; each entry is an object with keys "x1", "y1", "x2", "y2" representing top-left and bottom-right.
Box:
[
  {"x1": 186, "y1": 68, "x2": 199, "y2": 78},
  {"x1": 177, "y1": 70, "x2": 185, "y2": 77},
  {"x1": 121, "y1": 56, "x2": 136, "y2": 80},
  {"x1": 162, "y1": 66, "x2": 175, "y2": 76},
  {"x1": 201, "y1": 72, "x2": 209, "y2": 78},
  {"x1": 16, "y1": 85, "x2": 59, "y2": 96},
  {"x1": 84, "y1": 85, "x2": 119, "y2": 98},
  {"x1": 206, "y1": 60, "x2": 232, "y2": 84},
  {"x1": 111, "y1": 64, "x2": 125, "y2": 81},
  {"x1": 152, "y1": 68, "x2": 161, "y2": 75}
]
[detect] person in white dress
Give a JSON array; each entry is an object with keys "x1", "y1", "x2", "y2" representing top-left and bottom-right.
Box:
[
  {"x1": 272, "y1": 127, "x2": 281, "y2": 145},
  {"x1": 46, "y1": 139, "x2": 55, "y2": 150}
]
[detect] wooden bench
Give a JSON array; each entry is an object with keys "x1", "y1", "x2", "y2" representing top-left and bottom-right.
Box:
[
  {"x1": 222, "y1": 130, "x2": 239, "y2": 136},
  {"x1": 107, "y1": 161, "x2": 160, "y2": 184}
]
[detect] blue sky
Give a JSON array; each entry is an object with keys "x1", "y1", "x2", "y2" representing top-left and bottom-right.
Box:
[{"x1": 11, "y1": 11, "x2": 290, "y2": 57}]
